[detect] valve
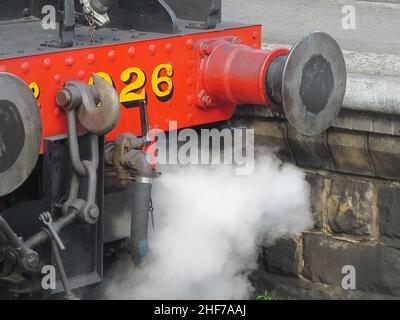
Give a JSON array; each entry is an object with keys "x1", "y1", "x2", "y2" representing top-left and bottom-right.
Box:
[{"x1": 196, "y1": 32, "x2": 347, "y2": 136}]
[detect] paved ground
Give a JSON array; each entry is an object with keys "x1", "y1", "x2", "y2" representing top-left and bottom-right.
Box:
[
  {"x1": 222, "y1": 0, "x2": 400, "y2": 76},
  {"x1": 222, "y1": 0, "x2": 400, "y2": 54}
]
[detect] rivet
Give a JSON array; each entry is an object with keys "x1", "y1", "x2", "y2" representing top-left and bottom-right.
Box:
[
  {"x1": 186, "y1": 113, "x2": 194, "y2": 123},
  {"x1": 186, "y1": 39, "x2": 194, "y2": 50},
  {"x1": 43, "y1": 58, "x2": 51, "y2": 70},
  {"x1": 186, "y1": 95, "x2": 193, "y2": 105},
  {"x1": 54, "y1": 74, "x2": 61, "y2": 84},
  {"x1": 87, "y1": 53, "x2": 95, "y2": 65},
  {"x1": 186, "y1": 60, "x2": 193, "y2": 68},
  {"x1": 148, "y1": 44, "x2": 157, "y2": 56},
  {"x1": 54, "y1": 108, "x2": 61, "y2": 117},
  {"x1": 165, "y1": 43, "x2": 172, "y2": 54},
  {"x1": 128, "y1": 46, "x2": 136, "y2": 57},
  {"x1": 21, "y1": 62, "x2": 30, "y2": 74},
  {"x1": 201, "y1": 43, "x2": 213, "y2": 56},
  {"x1": 65, "y1": 56, "x2": 74, "y2": 67},
  {"x1": 108, "y1": 50, "x2": 116, "y2": 61},
  {"x1": 187, "y1": 77, "x2": 193, "y2": 87},
  {"x1": 252, "y1": 32, "x2": 258, "y2": 40},
  {"x1": 77, "y1": 70, "x2": 85, "y2": 80},
  {"x1": 201, "y1": 94, "x2": 213, "y2": 106},
  {"x1": 0, "y1": 65, "x2": 7, "y2": 72}
]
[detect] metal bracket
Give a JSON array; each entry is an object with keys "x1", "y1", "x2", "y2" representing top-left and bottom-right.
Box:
[
  {"x1": 107, "y1": 0, "x2": 179, "y2": 34},
  {"x1": 59, "y1": 0, "x2": 76, "y2": 48},
  {"x1": 165, "y1": 0, "x2": 221, "y2": 29}
]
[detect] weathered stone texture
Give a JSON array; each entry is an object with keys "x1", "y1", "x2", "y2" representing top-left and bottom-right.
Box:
[
  {"x1": 251, "y1": 271, "x2": 400, "y2": 300},
  {"x1": 369, "y1": 135, "x2": 400, "y2": 180},
  {"x1": 378, "y1": 183, "x2": 400, "y2": 243},
  {"x1": 326, "y1": 177, "x2": 376, "y2": 236},
  {"x1": 302, "y1": 233, "x2": 400, "y2": 296},
  {"x1": 237, "y1": 117, "x2": 400, "y2": 299},
  {"x1": 305, "y1": 173, "x2": 328, "y2": 229},
  {"x1": 327, "y1": 130, "x2": 375, "y2": 177},
  {"x1": 259, "y1": 237, "x2": 301, "y2": 277},
  {"x1": 247, "y1": 119, "x2": 295, "y2": 164},
  {"x1": 302, "y1": 234, "x2": 379, "y2": 288},
  {"x1": 287, "y1": 127, "x2": 334, "y2": 171}
]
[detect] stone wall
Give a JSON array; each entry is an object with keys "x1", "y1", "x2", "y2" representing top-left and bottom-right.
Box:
[
  {"x1": 253, "y1": 172, "x2": 400, "y2": 299},
  {"x1": 230, "y1": 110, "x2": 400, "y2": 299}
]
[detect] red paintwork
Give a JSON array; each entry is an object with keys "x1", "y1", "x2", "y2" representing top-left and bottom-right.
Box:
[
  {"x1": 0, "y1": 25, "x2": 283, "y2": 153},
  {"x1": 194, "y1": 38, "x2": 289, "y2": 111}
]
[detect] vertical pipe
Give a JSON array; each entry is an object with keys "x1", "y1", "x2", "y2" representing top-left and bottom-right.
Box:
[{"x1": 130, "y1": 174, "x2": 152, "y2": 266}]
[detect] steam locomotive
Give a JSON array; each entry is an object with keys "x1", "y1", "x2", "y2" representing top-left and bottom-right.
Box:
[{"x1": 0, "y1": 0, "x2": 346, "y2": 299}]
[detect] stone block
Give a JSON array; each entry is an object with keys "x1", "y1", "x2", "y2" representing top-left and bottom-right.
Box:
[
  {"x1": 248, "y1": 119, "x2": 294, "y2": 163},
  {"x1": 259, "y1": 237, "x2": 301, "y2": 277},
  {"x1": 378, "y1": 183, "x2": 400, "y2": 242},
  {"x1": 327, "y1": 130, "x2": 375, "y2": 177},
  {"x1": 326, "y1": 177, "x2": 376, "y2": 236},
  {"x1": 287, "y1": 127, "x2": 334, "y2": 171},
  {"x1": 305, "y1": 173, "x2": 329, "y2": 229},
  {"x1": 369, "y1": 134, "x2": 400, "y2": 180},
  {"x1": 302, "y1": 234, "x2": 400, "y2": 296}
]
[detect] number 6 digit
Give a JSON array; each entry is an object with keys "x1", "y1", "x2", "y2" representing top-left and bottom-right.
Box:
[{"x1": 152, "y1": 64, "x2": 174, "y2": 101}]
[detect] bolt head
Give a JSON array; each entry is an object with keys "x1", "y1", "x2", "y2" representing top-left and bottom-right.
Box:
[
  {"x1": 26, "y1": 252, "x2": 39, "y2": 270},
  {"x1": 88, "y1": 207, "x2": 99, "y2": 220},
  {"x1": 201, "y1": 44, "x2": 213, "y2": 56},
  {"x1": 201, "y1": 95, "x2": 213, "y2": 106},
  {"x1": 22, "y1": 7, "x2": 30, "y2": 17},
  {"x1": 56, "y1": 89, "x2": 72, "y2": 109}
]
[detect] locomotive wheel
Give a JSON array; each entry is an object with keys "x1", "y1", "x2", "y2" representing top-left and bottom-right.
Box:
[{"x1": 0, "y1": 73, "x2": 42, "y2": 197}]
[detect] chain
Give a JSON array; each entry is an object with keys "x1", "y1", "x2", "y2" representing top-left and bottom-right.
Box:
[
  {"x1": 23, "y1": 95, "x2": 101, "y2": 251},
  {"x1": 62, "y1": 110, "x2": 100, "y2": 224},
  {"x1": 87, "y1": 12, "x2": 95, "y2": 45}
]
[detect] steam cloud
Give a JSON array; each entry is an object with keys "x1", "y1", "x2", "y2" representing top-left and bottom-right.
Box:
[{"x1": 105, "y1": 152, "x2": 313, "y2": 300}]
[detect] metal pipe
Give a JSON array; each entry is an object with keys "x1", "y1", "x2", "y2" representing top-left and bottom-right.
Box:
[
  {"x1": 0, "y1": 215, "x2": 23, "y2": 250},
  {"x1": 124, "y1": 151, "x2": 153, "y2": 265},
  {"x1": 0, "y1": 215, "x2": 39, "y2": 271},
  {"x1": 200, "y1": 40, "x2": 288, "y2": 109},
  {"x1": 130, "y1": 174, "x2": 152, "y2": 266},
  {"x1": 265, "y1": 54, "x2": 287, "y2": 109},
  {"x1": 24, "y1": 210, "x2": 78, "y2": 249}
]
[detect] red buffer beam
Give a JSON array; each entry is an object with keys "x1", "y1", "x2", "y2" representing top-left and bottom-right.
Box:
[{"x1": 0, "y1": 25, "x2": 263, "y2": 152}]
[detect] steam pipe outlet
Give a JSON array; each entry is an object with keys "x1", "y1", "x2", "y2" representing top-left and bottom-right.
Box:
[
  {"x1": 124, "y1": 150, "x2": 153, "y2": 266},
  {"x1": 104, "y1": 133, "x2": 153, "y2": 265}
]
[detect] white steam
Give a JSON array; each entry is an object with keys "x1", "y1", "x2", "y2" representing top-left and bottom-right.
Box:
[{"x1": 105, "y1": 152, "x2": 313, "y2": 300}]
